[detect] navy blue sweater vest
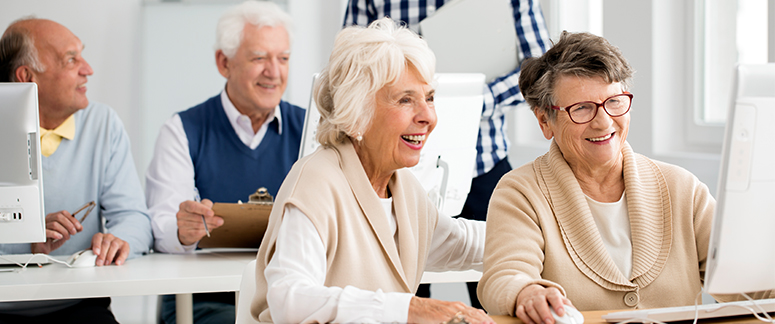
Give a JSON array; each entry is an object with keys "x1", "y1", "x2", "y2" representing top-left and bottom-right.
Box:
[{"x1": 179, "y1": 95, "x2": 305, "y2": 203}]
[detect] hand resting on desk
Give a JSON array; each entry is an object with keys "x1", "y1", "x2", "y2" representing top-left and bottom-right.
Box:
[
  {"x1": 176, "y1": 199, "x2": 224, "y2": 246},
  {"x1": 409, "y1": 296, "x2": 494, "y2": 324}
]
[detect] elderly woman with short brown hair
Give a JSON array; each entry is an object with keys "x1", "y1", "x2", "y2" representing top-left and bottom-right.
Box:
[
  {"x1": 250, "y1": 17, "x2": 493, "y2": 324},
  {"x1": 478, "y1": 31, "x2": 735, "y2": 323}
]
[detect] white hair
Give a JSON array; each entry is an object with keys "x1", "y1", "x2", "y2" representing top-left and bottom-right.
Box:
[
  {"x1": 313, "y1": 17, "x2": 436, "y2": 147},
  {"x1": 214, "y1": 0, "x2": 294, "y2": 58}
]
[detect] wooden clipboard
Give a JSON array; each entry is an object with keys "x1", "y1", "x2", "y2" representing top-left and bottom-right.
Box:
[{"x1": 197, "y1": 202, "x2": 272, "y2": 249}]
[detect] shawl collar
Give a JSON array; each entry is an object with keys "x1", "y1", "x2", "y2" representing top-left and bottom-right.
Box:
[
  {"x1": 334, "y1": 138, "x2": 417, "y2": 291},
  {"x1": 536, "y1": 141, "x2": 672, "y2": 291}
]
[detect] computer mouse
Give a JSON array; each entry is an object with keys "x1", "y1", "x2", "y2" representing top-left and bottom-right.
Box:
[
  {"x1": 67, "y1": 249, "x2": 98, "y2": 268},
  {"x1": 550, "y1": 305, "x2": 584, "y2": 324}
]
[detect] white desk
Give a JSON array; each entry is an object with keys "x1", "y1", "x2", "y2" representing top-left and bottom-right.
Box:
[
  {"x1": 0, "y1": 250, "x2": 256, "y2": 324},
  {"x1": 422, "y1": 269, "x2": 482, "y2": 284},
  {"x1": 0, "y1": 250, "x2": 481, "y2": 324}
]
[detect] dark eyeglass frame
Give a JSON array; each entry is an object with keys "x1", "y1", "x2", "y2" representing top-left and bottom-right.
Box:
[{"x1": 550, "y1": 93, "x2": 634, "y2": 124}]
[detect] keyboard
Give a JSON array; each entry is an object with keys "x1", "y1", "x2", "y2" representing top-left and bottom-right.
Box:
[
  {"x1": 602, "y1": 298, "x2": 775, "y2": 322},
  {"x1": 0, "y1": 253, "x2": 53, "y2": 266}
]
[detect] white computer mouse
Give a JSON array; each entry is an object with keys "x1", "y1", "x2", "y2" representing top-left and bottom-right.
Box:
[
  {"x1": 67, "y1": 249, "x2": 98, "y2": 268},
  {"x1": 550, "y1": 305, "x2": 584, "y2": 324}
]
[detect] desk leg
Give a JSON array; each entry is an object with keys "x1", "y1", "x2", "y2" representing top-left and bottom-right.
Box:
[{"x1": 176, "y1": 293, "x2": 193, "y2": 324}]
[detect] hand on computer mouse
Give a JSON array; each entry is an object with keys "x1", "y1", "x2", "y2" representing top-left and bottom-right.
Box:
[
  {"x1": 91, "y1": 233, "x2": 130, "y2": 266},
  {"x1": 550, "y1": 306, "x2": 584, "y2": 324},
  {"x1": 67, "y1": 249, "x2": 98, "y2": 268},
  {"x1": 516, "y1": 284, "x2": 574, "y2": 324}
]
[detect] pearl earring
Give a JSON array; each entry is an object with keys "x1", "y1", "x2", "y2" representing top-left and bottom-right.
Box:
[{"x1": 356, "y1": 132, "x2": 363, "y2": 142}]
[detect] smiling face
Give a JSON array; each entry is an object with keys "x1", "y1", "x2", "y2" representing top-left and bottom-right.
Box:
[
  {"x1": 355, "y1": 65, "x2": 437, "y2": 178},
  {"x1": 217, "y1": 23, "x2": 289, "y2": 115},
  {"x1": 25, "y1": 20, "x2": 93, "y2": 128},
  {"x1": 535, "y1": 75, "x2": 630, "y2": 172}
]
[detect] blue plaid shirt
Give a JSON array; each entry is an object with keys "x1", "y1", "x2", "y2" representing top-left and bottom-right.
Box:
[{"x1": 344, "y1": 0, "x2": 550, "y2": 176}]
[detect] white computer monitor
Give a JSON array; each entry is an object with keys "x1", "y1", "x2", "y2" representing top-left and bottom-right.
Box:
[
  {"x1": 704, "y1": 63, "x2": 775, "y2": 294},
  {"x1": 300, "y1": 73, "x2": 485, "y2": 216},
  {"x1": 0, "y1": 83, "x2": 45, "y2": 244}
]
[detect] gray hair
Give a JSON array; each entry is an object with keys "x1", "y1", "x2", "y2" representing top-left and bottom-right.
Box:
[
  {"x1": 314, "y1": 17, "x2": 436, "y2": 147},
  {"x1": 0, "y1": 16, "x2": 46, "y2": 82},
  {"x1": 214, "y1": 0, "x2": 294, "y2": 58},
  {"x1": 519, "y1": 31, "x2": 634, "y2": 119}
]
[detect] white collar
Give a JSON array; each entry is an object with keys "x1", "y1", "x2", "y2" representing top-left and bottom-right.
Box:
[{"x1": 219, "y1": 88, "x2": 283, "y2": 135}]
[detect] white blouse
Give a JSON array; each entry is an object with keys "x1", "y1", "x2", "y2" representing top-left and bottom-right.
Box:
[
  {"x1": 585, "y1": 192, "x2": 633, "y2": 278},
  {"x1": 264, "y1": 200, "x2": 485, "y2": 323}
]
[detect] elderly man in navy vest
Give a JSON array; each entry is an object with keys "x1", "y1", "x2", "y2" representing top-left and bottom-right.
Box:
[{"x1": 144, "y1": 1, "x2": 305, "y2": 323}]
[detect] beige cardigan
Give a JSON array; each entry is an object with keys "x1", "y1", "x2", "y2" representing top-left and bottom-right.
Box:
[
  {"x1": 480, "y1": 141, "x2": 723, "y2": 314},
  {"x1": 251, "y1": 139, "x2": 438, "y2": 322}
]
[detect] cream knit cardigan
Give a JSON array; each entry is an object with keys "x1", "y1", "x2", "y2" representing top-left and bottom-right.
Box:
[
  {"x1": 251, "y1": 139, "x2": 438, "y2": 322},
  {"x1": 480, "y1": 141, "x2": 724, "y2": 314}
]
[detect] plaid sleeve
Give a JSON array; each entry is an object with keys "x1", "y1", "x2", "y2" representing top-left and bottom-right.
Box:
[
  {"x1": 476, "y1": 0, "x2": 551, "y2": 175},
  {"x1": 343, "y1": 0, "x2": 375, "y2": 27}
]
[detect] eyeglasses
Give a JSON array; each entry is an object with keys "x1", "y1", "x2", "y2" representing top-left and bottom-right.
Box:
[
  {"x1": 72, "y1": 201, "x2": 96, "y2": 223},
  {"x1": 550, "y1": 93, "x2": 633, "y2": 124}
]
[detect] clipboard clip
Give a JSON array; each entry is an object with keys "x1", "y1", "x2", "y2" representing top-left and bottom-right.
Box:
[{"x1": 248, "y1": 187, "x2": 273, "y2": 205}]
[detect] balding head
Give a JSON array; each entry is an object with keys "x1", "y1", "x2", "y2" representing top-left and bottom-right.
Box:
[
  {"x1": 0, "y1": 18, "x2": 93, "y2": 129},
  {"x1": 0, "y1": 17, "x2": 45, "y2": 82}
]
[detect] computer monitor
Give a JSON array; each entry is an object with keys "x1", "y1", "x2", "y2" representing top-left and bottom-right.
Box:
[
  {"x1": 0, "y1": 83, "x2": 45, "y2": 244},
  {"x1": 299, "y1": 73, "x2": 485, "y2": 216},
  {"x1": 704, "y1": 63, "x2": 775, "y2": 294}
]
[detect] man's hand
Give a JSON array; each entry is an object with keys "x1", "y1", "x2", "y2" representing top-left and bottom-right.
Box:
[
  {"x1": 408, "y1": 296, "x2": 495, "y2": 324},
  {"x1": 91, "y1": 233, "x2": 130, "y2": 266},
  {"x1": 30, "y1": 210, "x2": 84, "y2": 254},
  {"x1": 176, "y1": 199, "x2": 224, "y2": 246}
]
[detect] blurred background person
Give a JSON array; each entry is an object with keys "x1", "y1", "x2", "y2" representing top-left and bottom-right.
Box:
[
  {"x1": 144, "y1": 1, "x2": 304, "y2": 323},
  {"x1": 0, "y1": 17, "x2": 152, "y2": 323}
]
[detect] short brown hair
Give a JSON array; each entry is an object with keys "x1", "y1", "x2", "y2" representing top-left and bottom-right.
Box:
[{"x1": 519, "y1": 31, "x2": 634, "y2": 119}]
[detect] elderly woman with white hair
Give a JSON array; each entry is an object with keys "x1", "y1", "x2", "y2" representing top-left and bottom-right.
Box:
[{"x1": 250, "y1": 17, "x2": 493, "y2": 324}]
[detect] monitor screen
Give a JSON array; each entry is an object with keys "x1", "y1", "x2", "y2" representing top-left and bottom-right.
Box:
[
  {"x1": 0, "y1": 83, "x2": 45, "y2": 244},
  {"x1": 704, "y1": 63, "x2": 775, "y2": 294}
]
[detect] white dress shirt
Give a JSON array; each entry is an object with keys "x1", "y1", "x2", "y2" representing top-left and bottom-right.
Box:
[
  {"x1": 264, "y1": 201, "x2": 486, "y2": 323},
  {"x1": 146, "y1": 89, "x2": 282, "y2": 253}
]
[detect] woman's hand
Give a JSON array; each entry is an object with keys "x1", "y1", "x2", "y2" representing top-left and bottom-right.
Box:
[
  {"x1": 516, "y1": 284, "x2": 572, "y2": 324},
  {"x1": 408, "y1": 296, "x2": 494, "y2": 324}
]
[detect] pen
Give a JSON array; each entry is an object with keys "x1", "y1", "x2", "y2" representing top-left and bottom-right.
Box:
[{"x1": 194, "y1": 187, "x2": 210, "y2": 237}]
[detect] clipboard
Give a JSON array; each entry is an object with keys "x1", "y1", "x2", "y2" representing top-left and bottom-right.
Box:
[{"x1": 197, "y1": 202, "x2": 272, "y2": 249}]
